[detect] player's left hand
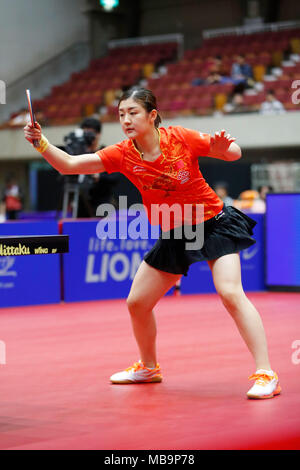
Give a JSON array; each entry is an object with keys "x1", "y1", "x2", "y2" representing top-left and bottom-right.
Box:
[{"x1": 210, "y1": 130, "x2": 236, "y2": 155}]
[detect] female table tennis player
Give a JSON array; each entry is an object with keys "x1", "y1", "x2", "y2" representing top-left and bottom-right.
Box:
[{"x1": 24, "y1": 87, "x2": 281, "y2": 399}]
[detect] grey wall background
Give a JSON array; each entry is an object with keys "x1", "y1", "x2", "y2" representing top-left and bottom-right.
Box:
[{"x1": 0, "y1": 0, "x2": 89, "y2": 85}]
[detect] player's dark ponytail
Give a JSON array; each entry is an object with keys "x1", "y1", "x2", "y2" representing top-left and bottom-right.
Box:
[{"x1": 118, "y1": 87, "x2": 162, "y2": 128}]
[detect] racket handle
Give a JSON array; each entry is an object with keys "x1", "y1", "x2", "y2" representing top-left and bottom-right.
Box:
[{"x1": 33, "y1": 122, "x2": 40, "y2": 147}]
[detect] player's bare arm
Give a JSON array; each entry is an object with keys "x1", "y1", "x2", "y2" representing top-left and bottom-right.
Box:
[
  {"x1": 207, "y1": 129, "x2": 241, "y2": 161},
  {"x1": 24, "y1": 122, "x2": 105, "y2": 175}
]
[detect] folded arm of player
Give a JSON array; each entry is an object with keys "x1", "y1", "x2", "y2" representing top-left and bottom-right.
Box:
[
  {"x1": 23, "y1": 122, "x2": 105, "y2": 175},
  {"x1": 207, "y1": 130, "x2": 241, "y2": 161}
]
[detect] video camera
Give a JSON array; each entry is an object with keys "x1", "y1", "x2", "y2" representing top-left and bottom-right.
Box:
[
  {"x1": 63, "y1": 128, "x2": 96, "y2": 156},
  {"x1": 60, "y1": 125, "x2": 101, "y2": 217}
]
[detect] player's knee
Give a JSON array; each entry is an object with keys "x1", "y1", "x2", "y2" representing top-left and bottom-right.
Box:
[
  {"x1": 217, "y1": 283, "x2": 243, "y2": 308},
  {"x1": 126, "y1": 295, "x2": 144, "y2": 316}
]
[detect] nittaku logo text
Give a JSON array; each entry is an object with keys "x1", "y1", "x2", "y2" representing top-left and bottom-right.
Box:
[{"x1": 0, "y1": 244, "x2": 30, "y2": 256}]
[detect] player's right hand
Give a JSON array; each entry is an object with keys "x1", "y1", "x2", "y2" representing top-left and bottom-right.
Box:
[{"x1": 24, "y1": 121, "x2": 42, "y2": 145}]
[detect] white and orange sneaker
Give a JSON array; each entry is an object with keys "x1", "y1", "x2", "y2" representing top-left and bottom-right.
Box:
[
  {"x1": 247, "y1": 369, "x2": 281, "y2": 399},
  {"x1": 110, "y1": 360, "x2": 163, "y2": 384}
]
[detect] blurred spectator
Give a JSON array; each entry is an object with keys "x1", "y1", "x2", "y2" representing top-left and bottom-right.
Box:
[
  {"x1": 231, "y1": 55, "x2": 254, "y2": 90},
  {"x1": 192, "y1": 71, "x2": 236, "y2": 87},
  {"x1": 259, "y1": 185, "x2": 273, "y2": 200},
  {"x1": 250, "y1": 185, "x2": 274, "y2": 213},
  {"x1": 206, "y1": 71, "x2": 222, "y2": 85},
  {"x1": 260, "y1": 90, "x2": 286, "y2": 115},
  {"x1": 211, "y1": 56, "x2": 223, "y2": 73},
  {"x1": 235, "y1": 186, "x2": 273, "y2": 213},
  {"x1": 192, "y1": 57, "x2": 236, "y2": 87},
  {"x1": 191, "y1": 77, "x2": 206, "y2": 86},
  {"x1": 234, "y1": 190, "x2": 259, "y2": 212},
  {"x1": 214, "y1": 182, "x2": 234, "y2": 206},
  {"x1": 231, "y1": 55, "x2": 253, "y2": 81},
  {"x1": 223, "y1": 93, "x2": 248, "y2": 114},
  {"x1": 2, "y1": 176, "x2": 23, "y2": 220}
]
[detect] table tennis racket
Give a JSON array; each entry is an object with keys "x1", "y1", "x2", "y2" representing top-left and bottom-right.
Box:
[{"x1": 26, "y1": 89, "x2": 39, "y2": 147}]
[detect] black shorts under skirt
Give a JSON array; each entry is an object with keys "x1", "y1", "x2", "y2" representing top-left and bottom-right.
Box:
[{"x1": 143, "y1": 205, "x2": 257, "y2": 277}]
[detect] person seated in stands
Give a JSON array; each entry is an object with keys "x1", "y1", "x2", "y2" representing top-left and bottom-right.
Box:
[
  {"x1": 207, "y1": 56, "x2": 242, "y2": 86},
  {"x1": 191, "y1": 76, "x2": 206, "y2": 86},
  {"x1": 192, "y1": 72, "x2": 224, "y2": 86},
  {"x1": 206, "y1": 71, "x2": 222, "y2": 84},
  {"x1": 260, "y1": 90, "x2": 286, "y2": 115},
  {"x1": 193, "y1": 71, "x2": 235, "y2": 87},
  {"x1": 231, "y1": 55, "x2": 254, "y2": 89},
  {"x1": 223, "y1": 93, "x2": 248, "y2": 114},
  {"x1": 192, "y1": 57, "x2": 231, "y2": 86},
  {"x1": 231, "y1": 55, "x2": 253, "y2": 81},
  {"x1": 207, "y1": 56, "x2": 225, "y2": 74}
]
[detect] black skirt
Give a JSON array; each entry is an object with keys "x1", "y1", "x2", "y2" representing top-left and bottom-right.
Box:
[{"x1": 143, "y1": 205, "x2": 257, "y2": 276}]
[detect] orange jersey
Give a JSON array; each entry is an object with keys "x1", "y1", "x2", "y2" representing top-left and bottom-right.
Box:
[{"x1": 96, "y1": 126, "x2": 223, "y2": 230}]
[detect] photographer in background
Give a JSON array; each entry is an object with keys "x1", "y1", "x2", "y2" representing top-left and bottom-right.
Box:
[
  {"x1": 80, "y1": 116, "x2": 102, "y2": 152},
  {"x1": 76, "y1": 117, "x2": 102, "y2": 217},
  {"x1": 80, "y1": 117, "x2": 119, "y2": 215},
  {"x1": 61, "y1": 116, "x2": 118, "y2": 217}
]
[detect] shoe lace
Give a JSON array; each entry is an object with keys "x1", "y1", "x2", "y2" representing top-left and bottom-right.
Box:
[
  {"x1": 125, "y1": 361, "x2": 159, "y2": 372},
  {"x1": 125, "y1": 362, "x2": 144, "y2": 372},
  {"x1": 248, "y1": 373, "x2": 273, "y2": 386}
]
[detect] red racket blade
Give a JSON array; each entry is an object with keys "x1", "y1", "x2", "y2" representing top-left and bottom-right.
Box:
[{"x1": 26, "y1": 89, "x2": 39, "y2": 147}]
